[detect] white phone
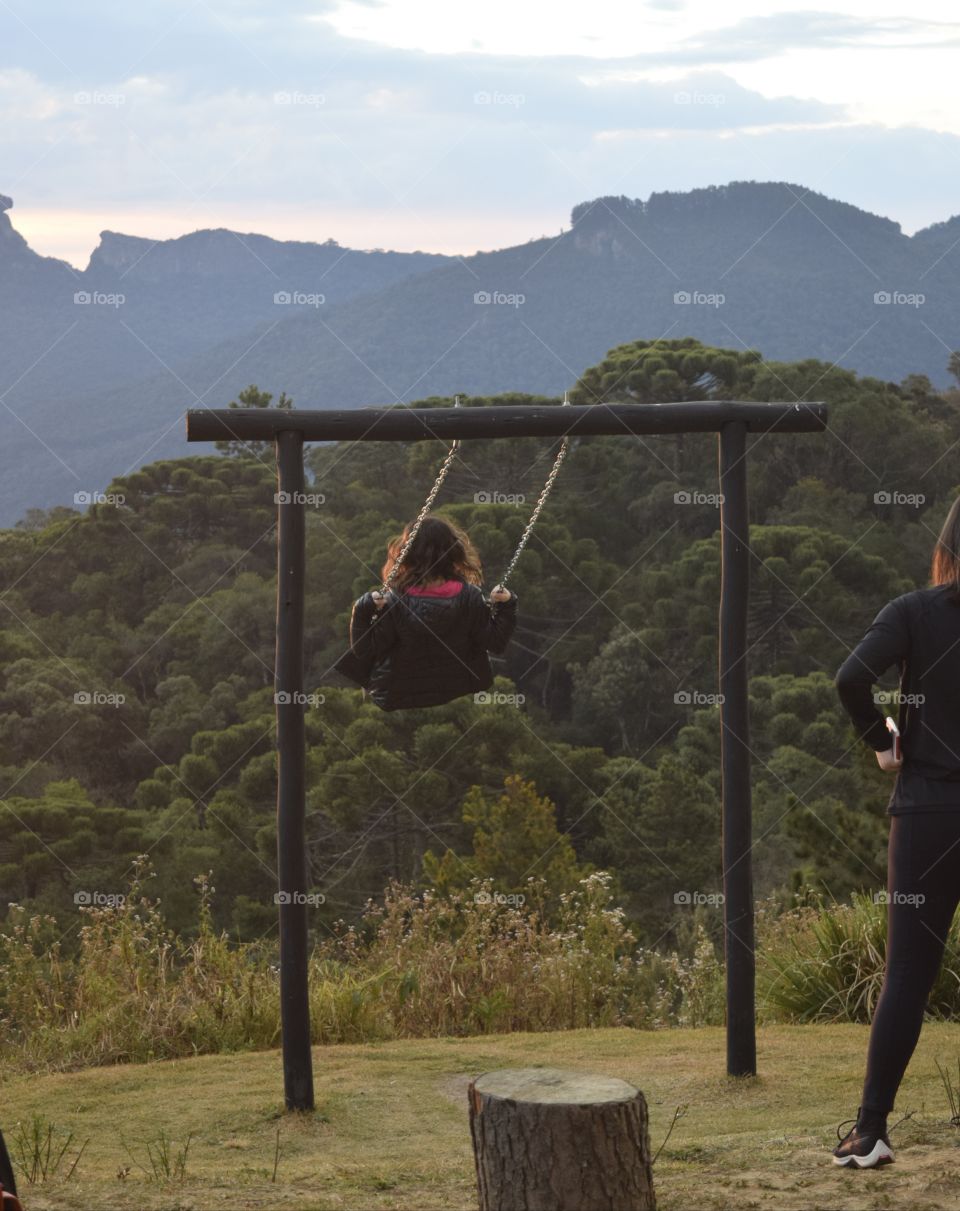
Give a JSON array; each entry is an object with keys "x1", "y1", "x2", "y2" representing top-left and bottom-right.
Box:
[{"x1": 885, "y1": 715, "x2": 901, "y2": 762}]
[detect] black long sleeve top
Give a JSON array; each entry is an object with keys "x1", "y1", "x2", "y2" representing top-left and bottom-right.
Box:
[
  {"x1": 835, "y1": 585, "x2": 960, "y2": 813},
  {"x1": 335, "y1": 582, "x2": 518, "y2": 711}
]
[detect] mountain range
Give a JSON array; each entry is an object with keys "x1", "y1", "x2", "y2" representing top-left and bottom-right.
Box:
[{"x1": 1, "y1": 182, "x2": 957, "y2": 525}]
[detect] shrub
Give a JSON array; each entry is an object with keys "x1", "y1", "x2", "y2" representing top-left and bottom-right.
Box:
[
  {"x1": 758, "y1": 889, "x2": 960, "y2": 1022},
  {"x1": 0, "y1": 863, "x2": 724, "y2": 1073}
]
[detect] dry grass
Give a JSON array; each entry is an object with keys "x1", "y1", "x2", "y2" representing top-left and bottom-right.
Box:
[
  {"x1": 6, "y1": 1022, "x2": 960, "y2": 1210},
  {"x1": 0, "y1": 872, "x2": 725, "y2": 1074}
]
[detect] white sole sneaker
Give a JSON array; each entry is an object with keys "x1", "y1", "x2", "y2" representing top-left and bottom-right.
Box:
[{"x1": 833, "y1": 1139, "x2": 895, "y2": 1168}]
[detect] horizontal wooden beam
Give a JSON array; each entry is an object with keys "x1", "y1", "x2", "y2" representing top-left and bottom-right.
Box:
[{"x1": 186, "y1": 400, "x2": 827, "y2": 443}]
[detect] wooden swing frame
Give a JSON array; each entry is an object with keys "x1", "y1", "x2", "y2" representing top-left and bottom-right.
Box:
[{"x1": 187, "y1": 398, "x2": 827, "y2": 1109}]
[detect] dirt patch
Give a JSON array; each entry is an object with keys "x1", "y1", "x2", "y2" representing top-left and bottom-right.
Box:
[{"x1": 436, "y1": 1072, "x2": 474, "y2": 1110}]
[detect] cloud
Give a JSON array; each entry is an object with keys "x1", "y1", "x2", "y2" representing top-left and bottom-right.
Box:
[
  {"x1": 665, "y1": 12, "x2": 960, "y2": 65},
  {"x1": 0, "y1": 65, "x2": 849, "y2": 225},
  {"x1": 1, "y1": 1, "x2": 957, "y2": 261},
  {"x1": 4, "y1": 71, "x2": 959, "y2": 261},
  {"x1": 4, "y1": 3, "x2": 958, "y2": 91}
]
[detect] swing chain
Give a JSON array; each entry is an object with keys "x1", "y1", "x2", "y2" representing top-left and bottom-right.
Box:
[
  {"x1": 379, "y1": 407, "x2": 463, "y2": 595},
  {"x1": 495, "y1": 435, "x2": 569, "y2": 591},
  {"x1": 375, "y1": 394, "x2": 570, "y2": 600}
]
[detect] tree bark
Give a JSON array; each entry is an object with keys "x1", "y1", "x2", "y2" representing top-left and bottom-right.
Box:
[{"x1": 468, "y1": 1067, "x2": 656, "y2": 1211}]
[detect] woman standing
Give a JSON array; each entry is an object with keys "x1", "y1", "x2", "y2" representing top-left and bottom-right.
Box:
[{"x1": 833, "y1": 497, "x2": 960, "y2": 1168}]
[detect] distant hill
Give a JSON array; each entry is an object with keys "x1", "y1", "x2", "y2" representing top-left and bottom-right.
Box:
[{"x1": 1, "y1": 182, "x2": 957, "y2": 524}]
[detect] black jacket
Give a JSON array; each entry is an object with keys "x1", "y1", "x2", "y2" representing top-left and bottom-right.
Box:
[
  {"x1": 836, "y1": 585, "x2": 960, "y2": 813},
  {"x1": 335, "y1": 582, "x2": 518, "y2": 711}
]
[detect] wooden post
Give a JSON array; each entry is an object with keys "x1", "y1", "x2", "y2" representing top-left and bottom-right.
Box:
[
  {"x1": 275, "y1": 429, "x2": 315, "y2": 1111},
  {"x1": 718, "y1": 421, "x2": 757, "y2": 1077},
  {"x1": 468, "y1": 1068, "x2": 656, "y2": 1211}
]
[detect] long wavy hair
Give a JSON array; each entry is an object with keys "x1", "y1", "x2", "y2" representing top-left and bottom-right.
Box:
[
  {"x1": 381, "y1": 514, "x2": 482, "y2": 592},
  {"x1": 932, "y1": 496, "x2": 960, "y2": 602}
]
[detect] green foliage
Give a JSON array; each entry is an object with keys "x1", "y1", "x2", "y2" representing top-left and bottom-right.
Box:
[
  {"x1": 0, "y1": 346, "x2": 957, "y2": 965},
  {"x1": 214, "y1": 384, "x2": 293, "y2": 461},
  {"x1": 422, "y1": 774, "x2": 590, "y2": 910},
  {"x1": 121, "y1": 1130, "x2": 194, "y2": 1183},
  {"x1": 592, "y1": 754, "x2": 721, "y2": 943},
  {"x1": 9, "y1": 1113, "x2": 87, "y2": 1184},
  {"x1": 759, "y1": 890, "x2": 960, "y2": 1023},
  {"x1": 12, "y1": 856, "x2": 959, "y2": 1073},
  {"x1": 571, "y1": 337, "x2": 763, "y2": 404},
  {"x1": 302, "y1": 686, "x2": 607, "y2": 924},
  {"x1": 0, "y1": 863, "x2": 723, "y2": 1073},
  {"x1": 0, "y1": 779, "x2": 147, "y2": 919}
]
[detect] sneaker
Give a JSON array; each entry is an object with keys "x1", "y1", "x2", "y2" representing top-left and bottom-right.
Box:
[{"x1": 832, "y1": 1113, "x2": 895, "y2": 1168}]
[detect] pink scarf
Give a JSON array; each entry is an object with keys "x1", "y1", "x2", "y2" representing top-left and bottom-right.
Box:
[{"x1": 404, "y1": 579, "x2": 464, "y2": 598}]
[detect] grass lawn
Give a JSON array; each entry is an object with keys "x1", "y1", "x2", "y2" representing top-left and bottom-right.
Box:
[{"x1": 5, "y1": 1023, "x2": 960, "y2": 1210}]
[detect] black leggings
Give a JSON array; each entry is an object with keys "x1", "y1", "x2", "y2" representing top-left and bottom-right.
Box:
[{"x1": 862, "y1": 809, "x2": 960, "y2": 1114}]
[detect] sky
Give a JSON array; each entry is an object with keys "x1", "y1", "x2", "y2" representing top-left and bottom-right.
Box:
[{"x1": 2, "y1": 0, "x2": 959, "y2": 267}]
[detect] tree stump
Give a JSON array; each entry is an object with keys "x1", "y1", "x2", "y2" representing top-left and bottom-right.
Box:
[{"x1": 468, "y1": 1067, "x2": 656, "y2": 1211}]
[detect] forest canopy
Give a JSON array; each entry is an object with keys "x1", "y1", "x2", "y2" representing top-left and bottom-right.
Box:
[{"x1": 1, "y1": 342, "x2": 956, "y2": 950}]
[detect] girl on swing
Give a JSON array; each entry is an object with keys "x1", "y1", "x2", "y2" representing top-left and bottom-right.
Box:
[{"x1": 336, "y1": 514, "x2": 517, "y2": 712}]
